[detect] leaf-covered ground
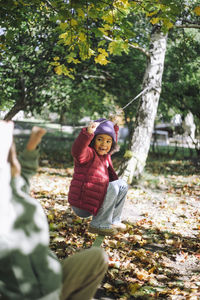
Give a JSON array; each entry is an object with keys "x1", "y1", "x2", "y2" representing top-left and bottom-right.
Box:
[{"x1": 30, "y1": 158, "x2": 200, "y2": 300}]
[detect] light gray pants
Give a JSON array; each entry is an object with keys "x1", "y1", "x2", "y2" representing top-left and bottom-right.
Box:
[
  {"x1": 72, "y1": 179, "x2": 128, "y2": 229},
  {"x1": 60, "y1": 247, "x2": 108, "y2": 300}
]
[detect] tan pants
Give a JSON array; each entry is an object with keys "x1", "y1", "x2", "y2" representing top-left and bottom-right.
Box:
[{"x1": 60, "y1": 247, "x2": 108, "y2": 300}]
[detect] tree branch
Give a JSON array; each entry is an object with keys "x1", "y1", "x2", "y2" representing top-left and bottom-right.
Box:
[
  {"x1": 175, "y1": 24, "x2": 200, "y2": 29},
  {"x1": 44, "y1": 0, "x2": 59, "y2": 13},
  {"x1": 103, "y1": 35, "x2": 150, "y2": 58}
]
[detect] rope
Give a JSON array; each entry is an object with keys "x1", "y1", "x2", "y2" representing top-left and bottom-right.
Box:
[
  {"x1": 94, "y1": 85, "x2": 152, "y2": 124},
  {"x1": 121, "y1": 86, "x2": 150, "y2": 111}
]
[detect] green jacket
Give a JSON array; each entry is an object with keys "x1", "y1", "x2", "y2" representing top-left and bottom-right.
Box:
[{"x1": 0, "y1": 149, "x2": 62, "y2": 300}]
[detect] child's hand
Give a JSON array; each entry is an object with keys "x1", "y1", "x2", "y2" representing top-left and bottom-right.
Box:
[
  {"x1": 26, "y1": 126, "x2": 47, "y2": 151},
  {"x1": 0, "y1": 121, "x2": 14, "y2": 167},
  {"x1": 87, "y1": 121, "x2": 100, "y2": 134}
]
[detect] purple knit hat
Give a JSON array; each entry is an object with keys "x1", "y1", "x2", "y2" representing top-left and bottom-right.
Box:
[{"x1": 94, "y1": 118, "x2": 119, "y2": 142}]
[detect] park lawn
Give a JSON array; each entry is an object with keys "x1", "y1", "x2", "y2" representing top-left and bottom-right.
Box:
[{"x1": 30, "y1": 155, "x2": 200, "y2": 300}]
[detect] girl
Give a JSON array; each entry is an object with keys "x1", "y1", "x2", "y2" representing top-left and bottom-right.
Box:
[{"x1": 68, "y1": 118, "x2": 128, "y2": 236}]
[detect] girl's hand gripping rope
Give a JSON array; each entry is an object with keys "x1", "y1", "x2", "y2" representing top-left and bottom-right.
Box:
[{"x1": 87, "y1": 121, "x2": 100, "y2": 134}]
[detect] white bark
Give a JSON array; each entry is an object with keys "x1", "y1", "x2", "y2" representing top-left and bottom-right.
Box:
[{"x1": 122, "y1": 28, "x2": 168, "y2": 183}]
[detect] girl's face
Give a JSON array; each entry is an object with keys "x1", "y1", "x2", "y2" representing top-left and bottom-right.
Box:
[{"x1": 94, "y1": 134, "x2": 112, "y2": 155}]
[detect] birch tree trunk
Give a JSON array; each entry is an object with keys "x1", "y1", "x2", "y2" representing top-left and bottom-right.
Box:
[{"x1": 121, "y1": 27, "x2": 168, "y2": 184}]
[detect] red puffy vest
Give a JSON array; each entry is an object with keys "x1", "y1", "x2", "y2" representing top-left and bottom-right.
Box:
[{"x1": 68, "y1": 128, "x2": 118, "y2": 215}]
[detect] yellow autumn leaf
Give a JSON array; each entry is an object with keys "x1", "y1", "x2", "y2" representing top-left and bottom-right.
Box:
[
  {"x1": 194, "y1": 6, "x2": 200, "y2": 16},
  {"x1": 103, "y1": 283, "x2": 113, "y2": 290},
  {"x1": 40, "y1": 2, "x2": 48, "y2": 11},
  {"x1": 102, "y1": 14, "x2": 114, "y2": 24},
  {"x1": 88, "y1": 3, "x2": 94, "y2": 11},
  {"x1": 120, "y1": 0, "x2": 129, "y2": 4},
  {"x1": 59, "y1": 32, "x2": 68, "y2": 39},
  {"x1": 97, "y1": 48, "x2": 108, "y2": 56},
  {"x1": 146, "y1": 11, "x2": 158, "y2": 17},
  {"x1": 131, "y1": 1, "x2": 137, "y2": 5},
  {"x1": 88, "y1": 48, "x2": 95, "y2": 57},
  {"x1": 77, "y1": 8, "x2": 85, "y2": 18},
  {"x1": 53, "y1": 57, "x2": 60, "y2": 61},
  {"x1": 64, "y1": 71, "x2": 75, "y2": 80},
  {"x1": 95, "y1": 54, "x2": 109, "y2": 65},
  {"x1": 128, "y1": 283, "x2": 141, "y2": 295},
  {"x1": 67, "y1": 57, "x2": 80, "y2": 64},
  {"x1": 148, "y1": 266, "x2": 156, "y2": 274},
  {"x1": 71, "y1": 19, "x2": 78, "y2": 26},
  {"x1": 95, "y1": 48, "x2": 109, "y2": 64},
  {"x1": 48, "y1": 214, "x2": 54, "y2": 221},
  {"x1": 121, "y1": 0, "x2": 131, "y2": 7},
  {"x1": 98, "y1": 27, "x2": 106, "y2": 34},
  {"x1": 163, "y1": 20, "x2": 174, "y2": 29},
  {"x1": 0, "y1": 43, "x2": 6, "y2": 50},
  {"x1": 68, "y1": 73, "x2": 75, "y2": 79},
  {"x1": 56, "y1": 65, "x2": 75, "y2": 79},
  {"x1": 64, "y1": 37, "x2": 74, "y2": 46},
  {"x1": 79, "y1": 33, "x2": 86, "y2": 42},
  {"x1": 60, "y1": 22, "x2": 68, "y2": 30},
  {"x1": 54, "y1": 65, "x2": 62, "y2": 75},
  {"x1": 98, "y1": 24, "x2": 111, "y2": 35},
  {"x1": 114, "y1": 0, "x2": 130, "y2": 8},
  {"x1": 107, "y1": 240, "x2": 118, "y2": 248},
  {"x1": 121, "y1": 41, "x2": 129, "y2": 52},
  {"x1": 50, "y1": 61, "x2": 59, "y2": 66},
  {"x1": 150, "y1": 17, "x2": 159, "y2": 25},
  {"x1": 104, "y1": 24, "x2": 112, "y2": 31},
  {"x1": 108, "y1": 41, "x2": 117, "y2": 54},
  {"x1": 124, "y1": 150, "x2": 133, "y2": 158}
]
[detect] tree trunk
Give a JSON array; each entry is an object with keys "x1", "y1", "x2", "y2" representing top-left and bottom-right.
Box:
[
  {"x1": 121, "y1": 27, "x2": 168, "y2": 184},
  {"x1": 3, "y1": 102, "x2": 25, "y2": 121},
  {"x1": 4, "y1": 77, "x2": 26, "y2": 121}
]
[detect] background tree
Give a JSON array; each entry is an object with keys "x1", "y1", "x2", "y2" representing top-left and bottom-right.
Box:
[
  {"x1": 0, "y1": 5, "x2": 61, "y2": 119},
  {"x1": 117, "y1": 1, "x2": 200, "y2": 183},
  {"x1": 37, "y1": 65, "x2": 118, "y2": 125},
  {"x1": 160, "y1": 28, "x2": 200, "y2": 121},
  {"x1": 1, "y1": 0, "x2": 200, "y2": 182}
]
